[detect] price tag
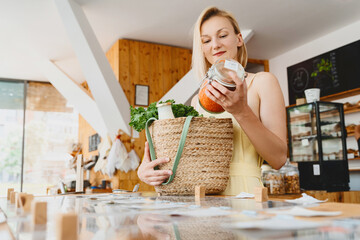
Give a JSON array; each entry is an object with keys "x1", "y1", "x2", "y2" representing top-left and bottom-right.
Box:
[
  {"x1": 313, "y1": 164, "x2": 320, "y2": 176},
  {"x1": 224, "y1": 60, "x2": 238, "y2": 72},
  {"x1": 301, "y1": 138, "x2": 309, "y2": 146}
]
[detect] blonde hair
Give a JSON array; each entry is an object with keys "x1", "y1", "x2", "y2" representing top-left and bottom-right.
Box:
[{"x1": 192, "y1": 6, "x2": 248, "y2": 81}]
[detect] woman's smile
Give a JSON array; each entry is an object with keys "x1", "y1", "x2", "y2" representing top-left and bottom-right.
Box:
[{"x1": 213, "y1": 51, "x2": 226, "y2": 57}]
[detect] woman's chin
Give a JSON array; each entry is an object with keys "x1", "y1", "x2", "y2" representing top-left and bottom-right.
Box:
[{"x1": 211, "y1": 55, "x2": 226, "y2": 64}]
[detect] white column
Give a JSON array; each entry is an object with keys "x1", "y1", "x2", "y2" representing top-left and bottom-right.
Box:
[
  {"x1": 34, "y1": 57, "x2": 108, "y2": 138},
  {"x1": 53, "y1": 0, "x2": 131, "y2": 137}
]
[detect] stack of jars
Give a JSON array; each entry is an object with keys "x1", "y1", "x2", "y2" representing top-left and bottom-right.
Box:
[{"x1": 262, "y1": 162, "x2": 300, "y2": 195}]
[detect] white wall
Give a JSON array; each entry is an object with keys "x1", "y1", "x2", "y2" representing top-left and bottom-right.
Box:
[
  {"x1": 269, "y1": 20, "x2": 360, "y2": 191},
  {"x1": 270, "y1": 20, "x2": 360, "y2": 106}
]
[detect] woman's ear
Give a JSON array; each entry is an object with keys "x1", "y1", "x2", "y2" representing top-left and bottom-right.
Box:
[{"x1": 237, "y1": 33, "x2": 243, "y2": 47}]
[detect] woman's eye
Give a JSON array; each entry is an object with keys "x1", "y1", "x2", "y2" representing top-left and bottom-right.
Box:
[
  {"x1": 220, "y1": 34, "x2": 228, "y2": 38},
  {"x1": 202, "y1": 39, "x2": 210, "y2": 44}
]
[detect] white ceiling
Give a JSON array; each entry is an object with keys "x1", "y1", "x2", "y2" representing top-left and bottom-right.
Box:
[{"x1": 1, "y1": 0, "x2": 360, "y2": 83}]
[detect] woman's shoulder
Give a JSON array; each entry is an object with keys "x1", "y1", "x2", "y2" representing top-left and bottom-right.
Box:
[
  {"x1": 250, "y1": 72, "x2": 282, "y2": 99},
  {"x1": 251, "y1": 72, "x2": 279, "y2": 88},
  {"x1": 252, "y1": 71, "x2": 277, "y2": 81}
]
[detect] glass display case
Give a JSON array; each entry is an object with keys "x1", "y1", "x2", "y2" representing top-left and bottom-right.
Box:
[{"x1": 287, "y1": 101, "x2": 349, "y2": 191}]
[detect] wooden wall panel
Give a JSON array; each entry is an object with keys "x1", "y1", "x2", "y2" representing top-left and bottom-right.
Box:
[
  {"x1": 129, "y1": 40, "x2": 140, "y2": 92},
  {"x1": 161, "y1": 45, "x2": 173, "y2": 95},
  {"x1": 79, "y1": 39, "x2": 192, "y2": 191},
  {"x1": 118, "y1": 40, "x2": 131, "y2": 104},
  {"x1": 139, "y1": 42, "x2": 151, "y2": 86},
  {"x1": 106, "y1": 40, "x2": 119, "y2": 81},
  {"x1": 149, "y1": 45, "x2": 162, "y2": 103},
  {"x1": 171, "y1": 47, "x2": 180, "y2": 86}
]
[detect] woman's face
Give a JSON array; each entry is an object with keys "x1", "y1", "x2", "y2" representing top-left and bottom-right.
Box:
[{"x1": 200, "y1": 16, "x2": 243, "y2": 65}]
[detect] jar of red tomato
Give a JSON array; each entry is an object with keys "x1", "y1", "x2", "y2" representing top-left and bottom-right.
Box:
[{"x1": 198, "y1": 59, "x2": 246, "y2": 113}]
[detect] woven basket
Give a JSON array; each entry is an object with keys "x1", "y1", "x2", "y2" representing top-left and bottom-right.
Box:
[
  {"x1": 149, "y1": 117, "x2": 233, "y2": 195},
  {"x1": 157, "y1": 217, "x2": 236, "y2": 240}
]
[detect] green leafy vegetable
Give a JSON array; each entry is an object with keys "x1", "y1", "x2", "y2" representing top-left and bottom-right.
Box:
[{"x1": 129, "y1": 99, "x2": 201, "y2": 132}]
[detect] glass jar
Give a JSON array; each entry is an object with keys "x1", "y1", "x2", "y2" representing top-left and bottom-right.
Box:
[
  {"x1": 198, "y1": 59, "x2": 246, "y2": 113},
  {"x1": 283, "y1": 165, "x2": 301, "y2": 194},
  {"x1": 262, "y1": 169, "x2": 285, "y2": 195},
  {"x1": 157, "y1": 102, "x2": 175, "y2": 120}
]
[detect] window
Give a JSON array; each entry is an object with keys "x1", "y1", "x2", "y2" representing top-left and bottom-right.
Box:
[{"x1": 0, "y1": 80, "x2": 78, "y2": 196}]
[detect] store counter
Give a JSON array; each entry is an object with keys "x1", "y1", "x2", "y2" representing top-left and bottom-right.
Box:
[{"x1": 1, "y1": 192, "x2": 360, "y2": 239}]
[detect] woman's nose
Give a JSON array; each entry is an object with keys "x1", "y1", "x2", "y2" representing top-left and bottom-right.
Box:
[{"x1": 212, "y1": 38, "x2": 221, "y2": 49}]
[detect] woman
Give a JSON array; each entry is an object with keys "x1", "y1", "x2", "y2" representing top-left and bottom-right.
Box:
[{"x1": 138, "y1": 6, "x2": 287, "y2": 194}]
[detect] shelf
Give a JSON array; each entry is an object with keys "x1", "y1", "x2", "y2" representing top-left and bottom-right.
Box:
[
  {"x1": 347, "y1": 132, "x2": 355, "y2": 137},
  {"x1": 344, "y1": 105, "x2": 360, "y2": 114},
  {"x1": 292, "y1": 121, "x2": 338, "y2": 127},
  {"x1": 293, "y1": 134, "x2": 317, "y2": 141},
  {"x1": 349, "y1": 168, "x2": 360, "y2": 172},
  {"x1": 287, "y1": 104, "x2": 360, "y2": 122},
  {"x1": 293, "y1": 135, "x2": 341, "y2": 141},
  {"x1": 349, "y1": 157, "x2": 360, "y2": 161}
]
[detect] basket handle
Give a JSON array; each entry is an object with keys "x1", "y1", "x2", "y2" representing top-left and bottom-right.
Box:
[{"x1": 145, "y1": 116, "x2": 194, "y2": 185}]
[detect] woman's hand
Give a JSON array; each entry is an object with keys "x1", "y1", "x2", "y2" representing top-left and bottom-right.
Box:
[
  {"x1": 205, "y1": 71, "x2": 248, "y2": 115},
  {"x1": 137, "y1": 142, "x2": 172, "y2": 186}
]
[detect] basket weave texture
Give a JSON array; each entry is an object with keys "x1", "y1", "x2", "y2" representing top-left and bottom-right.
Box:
[{"x1": 150, "y1": 117, "x2": 233, "y2": 195}]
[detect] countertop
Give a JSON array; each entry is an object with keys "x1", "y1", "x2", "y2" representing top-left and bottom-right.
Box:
[{"x1": 1, "y1": 192, "x2": 360, "y2": 240}]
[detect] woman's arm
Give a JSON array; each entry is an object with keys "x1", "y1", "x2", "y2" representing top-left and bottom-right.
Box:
[{"x1": 205, "y1": 72, "x2": 287, "y2": 169}]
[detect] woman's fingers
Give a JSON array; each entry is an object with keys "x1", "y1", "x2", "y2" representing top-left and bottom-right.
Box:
[
  {"x1": 205, "y1": 88, "x2": 222, "y2": 105},
  {"x1": 148, "y1": 181, "x2": 167, "y2": 186},
  {"x1": 228, "y1": 71, "x2": 243, "y2": 86},
  {"x1": 145, "y1": 169, "x2": 172, "y2": 177},
  {"x1": 149, "y1": 157, "x2": 170, "y2": 169},
  {"x1": 143, "y1": 142, "x2": 151, "y2": 163},
  {"x1": 206, "y1": 84, "x2": 223, "y2": 101},
  {"x1": 146, "y1": 175, "x2": 170, "y2": 183},
  {"x1": 210, "y1": 81, "x2": 229, "y2": 95}
]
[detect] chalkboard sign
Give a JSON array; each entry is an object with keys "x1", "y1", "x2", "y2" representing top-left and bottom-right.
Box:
[
  {"x1": 287, "y1": 39, "x2": 360, "y2": 105},
  {"x1": 89, "y1": 133, "x2": 101, "y2": 152}
]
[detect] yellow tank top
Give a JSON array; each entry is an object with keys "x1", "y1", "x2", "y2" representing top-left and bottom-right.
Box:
[{"x1": 195, "y1": 74, "x2": 263, "y2": 195}]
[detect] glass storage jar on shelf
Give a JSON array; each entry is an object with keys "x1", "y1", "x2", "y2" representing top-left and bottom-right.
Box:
[
  {"x1": 280, "y1": 164, "x2": 300, "y2": 194},
  {"x1": 262, "y1": 169, "x2": 285, "y2": 195}
]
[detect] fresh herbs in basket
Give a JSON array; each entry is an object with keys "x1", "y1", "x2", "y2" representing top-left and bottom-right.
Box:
[{"x1": 129, "y1": 100, "x2": 201, "y2": 132}]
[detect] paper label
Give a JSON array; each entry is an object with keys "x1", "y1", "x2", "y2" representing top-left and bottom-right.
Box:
[
  {"x1": 313, "y1": 164, "x2": 320, "y2": 176},
  {"x1": 224, "y1": 60, "x2": 238, "y2": 72},
  {"x1": 301, "y1": 139, "x2": 309, "y2": 146}
]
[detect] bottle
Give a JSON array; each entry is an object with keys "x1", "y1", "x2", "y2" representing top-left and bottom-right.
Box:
[
  {"x1": 198, "y1": 59, "x2": 246, "y2": 113},
  {"x1": 157, "y1": 102, "x2": 175, "y2": 120}
]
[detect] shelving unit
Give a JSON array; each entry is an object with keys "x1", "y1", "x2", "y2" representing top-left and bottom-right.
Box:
[
  {"x1": 287, "y1": 101, "x2": 349, "y2": 191},
  {"x1": 344, "y1": 106, "x2": 360, "y2": 172},
  {"x1": 287, "y1": 102, "x2": 360, "y2": 173}
]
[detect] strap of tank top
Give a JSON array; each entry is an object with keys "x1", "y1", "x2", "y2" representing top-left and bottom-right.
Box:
[{"x1": 246, "y1": 73, "x2": 257, "y2": 89}]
